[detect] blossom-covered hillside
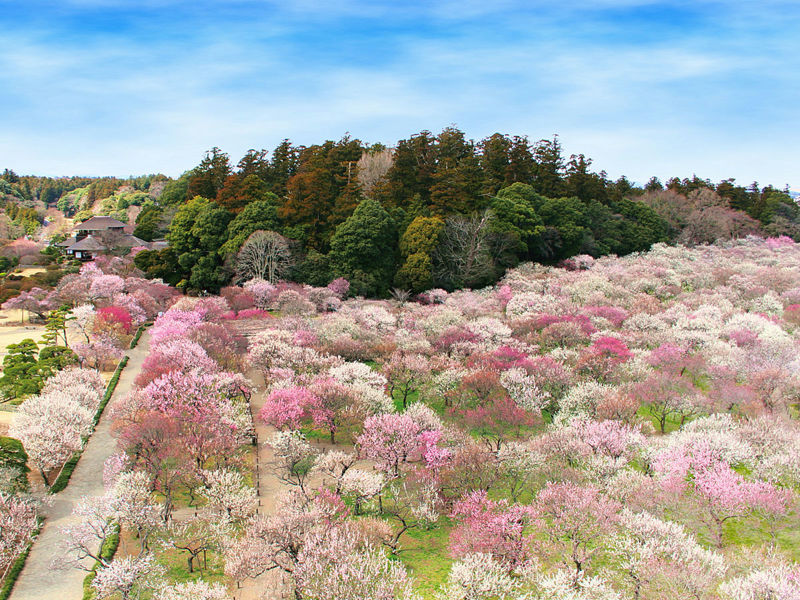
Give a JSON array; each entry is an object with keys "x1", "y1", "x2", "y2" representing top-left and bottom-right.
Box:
[
  {"x1": 233, "y1": 236, "x2": 800, "y2": 598},
  {"x1": 31, "y1": 236, "x2": 800, "y2": 600}
]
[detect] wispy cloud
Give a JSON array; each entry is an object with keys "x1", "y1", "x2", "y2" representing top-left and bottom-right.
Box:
[{"x1": 0, "y1": 0, "x2": 797, "y2": 187}]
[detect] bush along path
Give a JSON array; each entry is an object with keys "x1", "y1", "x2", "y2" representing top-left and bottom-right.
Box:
[
  {"x1": 8, "y1": 330, "x2": 151, "y2": 600},
  {"x1": 47, "y1": 356, "x2": 129, "y2": 495}
]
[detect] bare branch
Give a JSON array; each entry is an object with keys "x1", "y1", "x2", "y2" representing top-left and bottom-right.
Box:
[{"x1": 235, "y1": 230, "x2": 294, "y2": 284}]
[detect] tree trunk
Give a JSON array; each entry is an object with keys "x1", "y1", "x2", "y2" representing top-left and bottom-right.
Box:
[
  {"x1": 389, "y1": 524, "x2": 408, "y2": 554},
  {"x1": 632, "y1": 574, "x2": 641, "y2": 600},
  {"x1": 710, "y1": 514, "x2": 725, "y2": 549},
  {"x1": 162, "y1": 491, "x2": 173, "y2": 523}
]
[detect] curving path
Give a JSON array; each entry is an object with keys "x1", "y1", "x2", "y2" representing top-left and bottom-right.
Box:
[{"x1": 9, "y1": 331, "x2": 151, "y2": 600}]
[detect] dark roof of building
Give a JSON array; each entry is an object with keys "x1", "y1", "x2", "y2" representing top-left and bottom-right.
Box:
[
  {"x1": 75, "y1": 216, "x2": 126, "y2": 230},
  {"x1": 115, "y1": 235, "x2": 148, "y2": 248},
  {"x1": 67, "y1": 235, "x2": 107, "y2": 252},
  {"x1": 56, "y1": 237, "x2": 77, "y2": 247},
  {"x1": 66, "y1": 233, "x2": 155, "y2": 253}
]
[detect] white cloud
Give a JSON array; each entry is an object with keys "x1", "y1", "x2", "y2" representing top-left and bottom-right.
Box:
[{"x1": 0, "y1": 1, "x2": 796, "y2": 188}]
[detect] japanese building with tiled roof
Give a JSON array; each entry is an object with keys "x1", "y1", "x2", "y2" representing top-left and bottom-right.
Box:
[
  {"x1": 74, "y1": 216, "x2": 126, "y2": 232},
  {"x1": 63, "y1": 215, "x2": 165, "y2": 260}
]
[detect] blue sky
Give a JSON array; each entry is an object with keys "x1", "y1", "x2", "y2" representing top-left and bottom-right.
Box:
[{"x1": 0, "y1": 1, "x2": 797, "y2": 189}]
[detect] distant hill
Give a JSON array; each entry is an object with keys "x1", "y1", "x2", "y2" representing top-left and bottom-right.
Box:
[{"x1": 2, "y1": 129, "x2": 799, "y2": 295}]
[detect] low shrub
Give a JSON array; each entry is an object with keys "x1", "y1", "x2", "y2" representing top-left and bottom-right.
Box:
[{"x1": 81, "y1": 525, "x2": 120, "y2": 600}]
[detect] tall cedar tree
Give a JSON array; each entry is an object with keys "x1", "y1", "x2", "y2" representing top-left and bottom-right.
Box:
[{"x1": 280, "y1": 137, "x2": 363, "y2": 250}]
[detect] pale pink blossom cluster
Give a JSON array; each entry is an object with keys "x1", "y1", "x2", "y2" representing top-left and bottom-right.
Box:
[
  {"x1": 719, "y1": 562, "x2": 800, "y2": 600},
  {"x1": 247, "y1": 328, "x2": 342, "y2": 377},
  {"x1": 326, "y1": 277, "x2": 350, "y2": 298},
  {"x1": 449, "y1": 490, "x2": 536, "y2": 572},
  {"x1": 10, "y1": 368, "x2": 104, "y2": 485},
  {"x1": 0, "y1": 492, "x2": 38, "y2": 577},
  {"x1": 73, "y1": 334, "x2": 125, "y2": 371},
  {"x1": 47, "y1": 258, "x2": 176, "y2": 356},
  {"x1": 197, "y1": 468, "x2": 258, "y2": 521},
  {"x1": 148, "y1": 309, "x2": 205, "y2": 344},
  {"x1": 334, "y1": 237, "x2": 800, "y2": 597},
  {"x1": 223, "y1": 489, "x2": 418, "y2": 599},
  {"x1": 243, "y1": 277, "x2": 277, "y2": 308},
  {"x1": 53, "y1": 237, "x2": 800, "y2": 598},
  {"x1": 357, "y1": 413, "x2": 426, "y2": 476},
  {"x1": 88, "y1": 274, "x2": 126, "y2": 301},
  {"x1": 91, "y1": 553, "x2": 164, "y2": 600},
  {"x1": 1, "y1": 287, "x2": 56, "y2": 320},
  {"x1": 63, "y1": 302, "x2": 258, "y2": 591}
]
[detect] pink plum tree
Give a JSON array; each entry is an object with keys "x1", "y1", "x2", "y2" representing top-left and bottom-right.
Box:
[
  {"x1": 449, "y1": 490, "x2": 536, "y2": 572},
  {"x1": 535, "y1": 482, "x2": 620, "y2": 576},
  {"x1": 0, "y1": 492, "x2": 37, "y2": 579},
  {"x1": 357, "y1": 413, "x2": 422, "y2": 476}
]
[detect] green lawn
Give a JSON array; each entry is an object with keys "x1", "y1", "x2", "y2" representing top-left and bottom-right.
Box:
[
  {"x1": 637, "y1": 404, "x2": 689, "y2": 434},
  {"x1": 157, "y1": 546, "x2": 226, "y2": 585},
  {"x1": 117, "y1": 529, "x2": 227, "y2": 599},
  {"x1": 397, "y1": 523, "x2": 453, "y2": 599}
]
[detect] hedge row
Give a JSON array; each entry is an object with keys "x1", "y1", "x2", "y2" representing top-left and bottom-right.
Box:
[
  {"x1": 0, "y1": 520, "x2": 42, "y2": 600},
  {"x1": 92, "y1": 356, "x2": 129, "y2": 430},
  {"x1": 81, "y1": 525, "x2": 120, "y2": 600},
  {"x1": 48, "y1": 355, "x2": 129, "y2": 495},
  {"x1": 129, "y1": 323, "x2": 148, "y2": 349}
]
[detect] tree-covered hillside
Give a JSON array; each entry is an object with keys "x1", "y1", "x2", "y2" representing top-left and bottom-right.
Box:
[{"x1": 3, "y1": 128, "x2": 798, "y2": 296}]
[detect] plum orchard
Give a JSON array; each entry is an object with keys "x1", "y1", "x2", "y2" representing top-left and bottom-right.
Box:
[{"x1": 52, "y1": 237, "x2": 800, "y2": 599}]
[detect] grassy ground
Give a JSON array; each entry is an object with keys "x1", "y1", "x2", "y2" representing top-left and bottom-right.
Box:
[
  {"x1": 723, "y1": 516, "x2": 800, "y2": 558},
  {"x1": 392, "y1": 388, "x2": 420, "y2": 412},
  {"x1": 116, "y1": 529, "x2": 227, "y2": 598},
  {"x1": 397, "y1": 523, "x2": 453, "y2": 599},
  {"x1": 157, "y1": 546, "x2": 226, "y2": 586},
  {"x1": 637, "y1": 404, "x2": 687, "y2": 434}
]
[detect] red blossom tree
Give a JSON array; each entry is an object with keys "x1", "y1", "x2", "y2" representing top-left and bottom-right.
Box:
[
  {"x1": 577, "y1": 336, "x2": 633, "y2": 380},
  {"x1": 95, "y1": 306, "x2": 134, "y2": 335}
]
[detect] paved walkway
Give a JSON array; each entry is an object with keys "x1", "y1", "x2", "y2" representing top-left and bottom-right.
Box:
[
  {"x1": 9, "y1": 332, "x2": 151, "y2": 600},
  {"x1": 235, "y1": 369, "x2": 290, "y2": 600},
  {"x1": 233, "y1": 368, "x2": 365, "y2": 600}
]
